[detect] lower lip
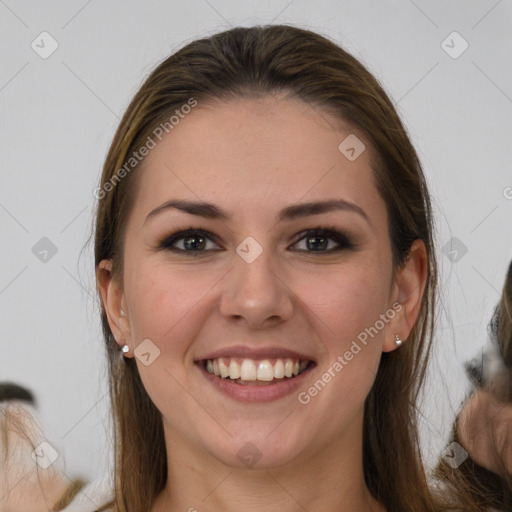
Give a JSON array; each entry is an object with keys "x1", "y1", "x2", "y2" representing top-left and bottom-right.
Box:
[{"x1": 196, "y1": 362, "x2": 315, "y2": 403}]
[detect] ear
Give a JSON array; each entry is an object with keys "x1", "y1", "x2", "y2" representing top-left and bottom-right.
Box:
[
  {"x1": 96, "y1": 259, "x2": 132, "y2": 357},
  {"x1": 382, "y1": 239, "x2": 428, "y2": 353}
]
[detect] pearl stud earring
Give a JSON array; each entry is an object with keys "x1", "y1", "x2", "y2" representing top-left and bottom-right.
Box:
[{"x1": 395, "y1": 334, "x2": 403, "y2": 346}]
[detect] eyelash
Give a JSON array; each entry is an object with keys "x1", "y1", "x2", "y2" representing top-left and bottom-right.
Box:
[{"x1": 156, "y1": 225, "x2": 357, "y2": 255}]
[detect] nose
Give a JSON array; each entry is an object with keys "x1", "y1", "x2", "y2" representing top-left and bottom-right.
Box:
[{"x1": 219, "y1": 245, "x2": 294, "y2": 329}]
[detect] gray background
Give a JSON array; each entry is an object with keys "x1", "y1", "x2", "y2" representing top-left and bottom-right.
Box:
[{"x1": 1, "y1": 0, "x2": 511, "y2": 483}]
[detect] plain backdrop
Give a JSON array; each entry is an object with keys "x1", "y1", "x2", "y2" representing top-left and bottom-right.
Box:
[{"x1": 1, "y1": 0, "x2": 511, "y2": 484}]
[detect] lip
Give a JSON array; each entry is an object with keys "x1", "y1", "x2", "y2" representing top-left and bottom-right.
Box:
[
  {"x1": 195, "y1": 345, "x2": 316, "y2": 363},
  {"x1": 196, "y1": 361, "x2": 316, "y2": 403}
]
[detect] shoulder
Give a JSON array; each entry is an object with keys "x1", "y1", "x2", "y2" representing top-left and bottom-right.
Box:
[{"x1": 59, "y1": 475, "x2": 114, "y2": 512}]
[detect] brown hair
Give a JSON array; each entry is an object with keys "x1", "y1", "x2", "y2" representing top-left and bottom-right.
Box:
[
  {"x1": 92, "y1": 24, "x2": 480, "y2": 511},
  {"x1": 433, "y1": 260, "x2": 512, "y2": 509},
  {"x1": 496, "y1": 260, "x2": 512, "y2": 372}
]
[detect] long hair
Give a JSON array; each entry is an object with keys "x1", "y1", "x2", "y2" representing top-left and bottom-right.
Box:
[{"x1": 92, "y1": 24, "x2": 481, "y2": 511}]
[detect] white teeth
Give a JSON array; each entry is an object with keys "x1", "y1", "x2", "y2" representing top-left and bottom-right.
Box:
[
  {"x1": 219, "y1": 358, "x2": 229, "y2": 378},
  {"x1": 257, "y1": 360, "x2": 274, "y2": 381},
  {"x1": 240, "y1": 359, "x2": 257, "y2": 380},
  {"x1": 204, "y1": 356, "x2": 311, "y2": 382},
  {"x1": 273, "y1": 359, "x2": 285, "y2": 379},
  {"x1": 229, "y1": 359, "x2": 240, "y2": 379},
  {"x1": 284, "y1": 359, "x2": 293, "y2": 378}
]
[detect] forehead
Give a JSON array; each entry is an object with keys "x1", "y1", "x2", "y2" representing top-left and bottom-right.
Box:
[{"x1": 128, "y1": 96, "x2": 385, "y2": 228}]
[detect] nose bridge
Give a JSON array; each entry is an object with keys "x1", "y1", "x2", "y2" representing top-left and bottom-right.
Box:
[{"x1": 219, "y1": 236, "x2": 293, "y2": 326}]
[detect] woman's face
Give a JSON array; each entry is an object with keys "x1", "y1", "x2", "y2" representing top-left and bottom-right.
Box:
[{"x1": 101, "y1": 96, "x2": 421, "y2": 469}]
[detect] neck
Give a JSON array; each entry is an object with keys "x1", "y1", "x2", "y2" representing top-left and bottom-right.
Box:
[{"x1": 152, "y1": 408, "x2": 386, "y2": 512}]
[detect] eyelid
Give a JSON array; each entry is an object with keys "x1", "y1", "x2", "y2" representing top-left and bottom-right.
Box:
[
  {"x1": 155, "y1": 226, "x2": 221, "y2": 254},
  {"x1": 289, "y1": 225, "x2": 356, "y2": 252},
  {"x1": 156, "y1": 225, "x2": 357, "y2": 253}
]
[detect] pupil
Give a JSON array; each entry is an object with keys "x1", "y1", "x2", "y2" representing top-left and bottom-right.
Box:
[
  {"x1": 307, "y1": 235, "x2": 327, "y2": 251},
  {"x1": 184, "y1": 235, "x2": 205, "y2": 250}
]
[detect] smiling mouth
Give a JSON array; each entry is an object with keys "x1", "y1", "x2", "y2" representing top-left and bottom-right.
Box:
[{"x1": 200, "y1": 357, "x2": 314, "y2": 385}]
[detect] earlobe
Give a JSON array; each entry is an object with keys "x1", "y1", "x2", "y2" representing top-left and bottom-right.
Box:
[
  {"x1": 383, "y1": 239, "x2": 428, "y2": 353},
  {"x1": 96, "y1": 259, "x2": 131, "y2": 351}
]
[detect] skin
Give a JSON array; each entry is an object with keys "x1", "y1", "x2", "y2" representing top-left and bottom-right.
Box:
[
  {"x1": 97, "y1": 95, "x2": 427, "y2": 512},
  {"x1": 457, "y1": 382, "x2": 512, "y2": 479}
]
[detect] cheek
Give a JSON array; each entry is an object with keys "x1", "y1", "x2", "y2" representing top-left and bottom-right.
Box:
[
  {"x1": 124, "y1": 261, "x2": 213, "y2": 354},
  {"x1": 295, "y1": 259, "x2": 391, "y2": 342},
  {"x1": 292, "y1": 260, "x2": 389, "y2": 399},
  {"x1": 125, "y1": 263, "x2": 211, "y2": 419}
]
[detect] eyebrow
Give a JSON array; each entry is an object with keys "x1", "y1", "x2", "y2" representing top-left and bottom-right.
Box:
[{"x1": 144, "y1": 198, "x2": 370, "y2": 225}]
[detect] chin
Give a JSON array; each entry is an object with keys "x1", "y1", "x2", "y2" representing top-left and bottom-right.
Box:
[{"x1": 205, "y1": 430, "x2": 308, "y2": 471}]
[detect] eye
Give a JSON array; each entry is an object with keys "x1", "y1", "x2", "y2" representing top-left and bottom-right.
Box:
[
  {"x1": 157, "y1": 228, "x2": 221, "y2": 254},
  {"x1": 157, "y1": 225, "x2": 356, "y2": 255},
  {"x1": 290, "y1": 226, "x2": 355, "y2": 253}
]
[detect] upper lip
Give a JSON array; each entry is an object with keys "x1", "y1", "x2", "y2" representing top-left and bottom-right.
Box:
[{"x1": 196, "y1": 345, "x2": 316, "y2": 362}]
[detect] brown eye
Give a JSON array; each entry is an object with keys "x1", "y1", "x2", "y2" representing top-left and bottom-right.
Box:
[{"x1": 291, "y1": 228, "x2": 355, "y2": 253}]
